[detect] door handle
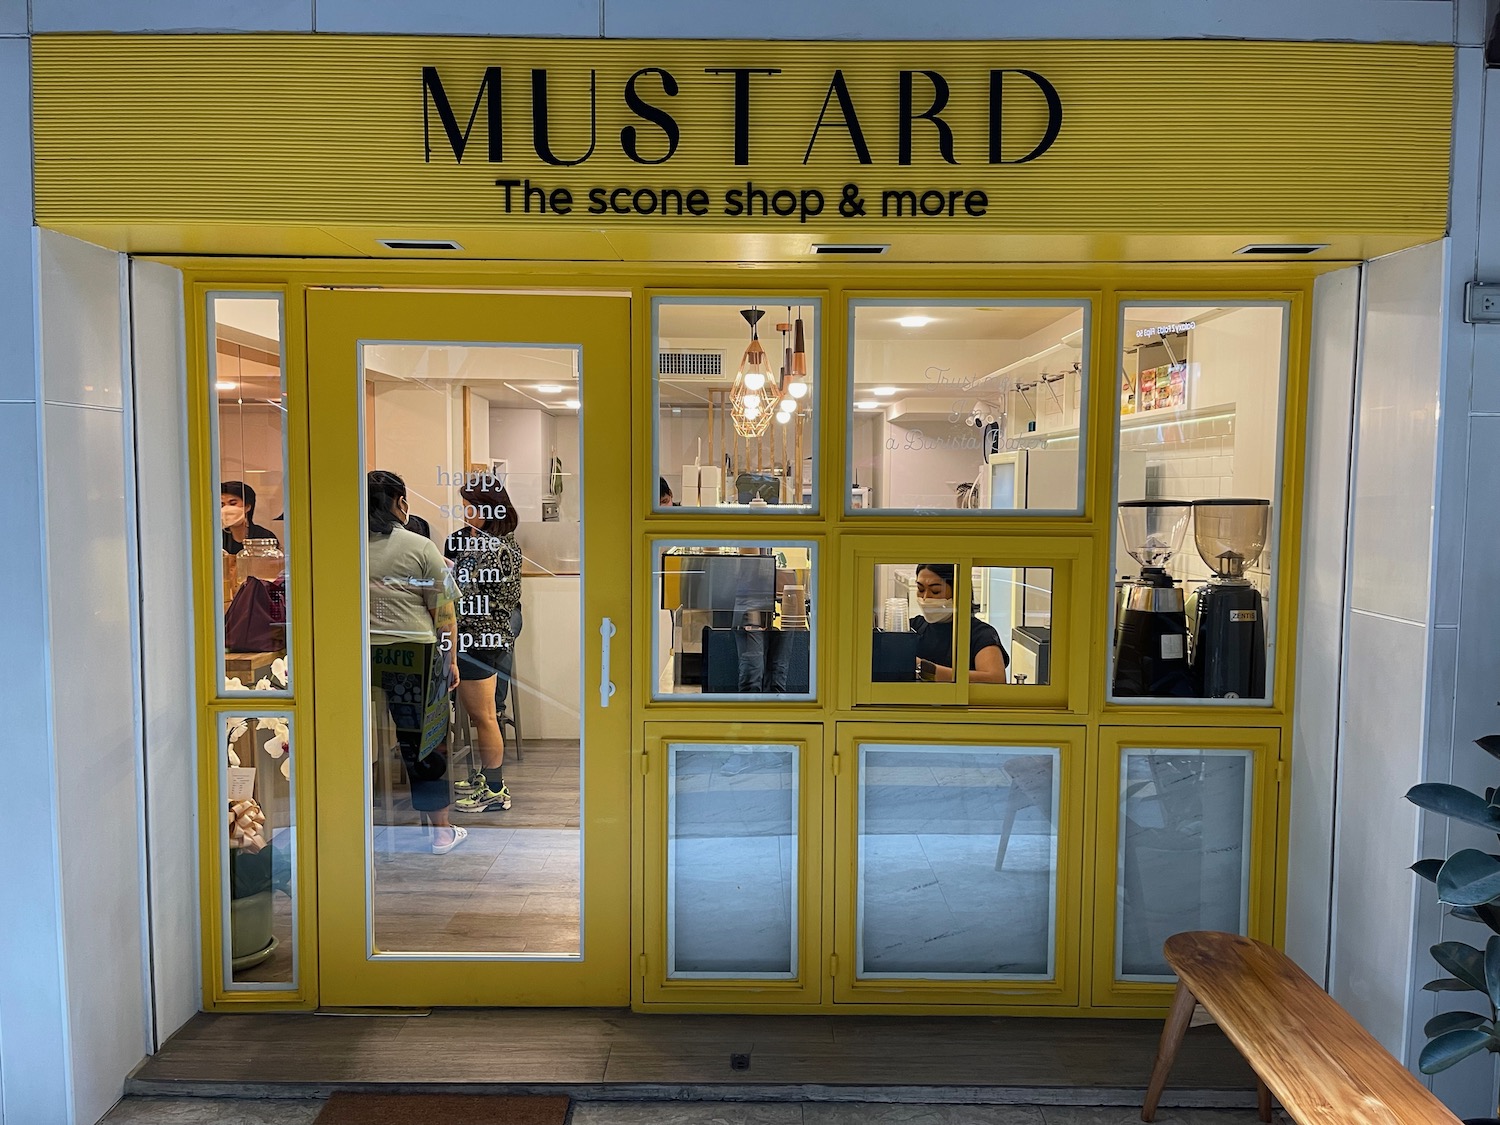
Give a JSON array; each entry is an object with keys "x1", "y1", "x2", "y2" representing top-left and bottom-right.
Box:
[{"x1": 599, "y1": 617, "x2": 618, "y2": 708}]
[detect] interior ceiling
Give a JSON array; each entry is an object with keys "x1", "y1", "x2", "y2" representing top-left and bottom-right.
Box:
[
  {"x1": 213, "y1": 300, "x2": 1246, "y2": 409},
  {"x1": 363, "y1": 343, "x2": 581, "y2": 414}
]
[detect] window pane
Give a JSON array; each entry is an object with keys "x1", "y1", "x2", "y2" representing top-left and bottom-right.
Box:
[
  {"x1": 655, "y1": 298, "x2": 818, "y2": 513},
  {"x1": 849, "y1": 301, "x2": 1088, "y2": 514},
  {"x1": 362, "y1": 343, "x2": 582, "y2": 957},
  {"x1": 1116, "y1": 749, "x2": 1252, "y2": 981},
  {"x1": 858, "y1": 743, "x2": 1059, "y2": 979},
  {"x1": 221, "y1": 711, "x2": 298, "y2": 989},
  {"x1": 870, "y1": 561, "x2": 967, "y2": 684},
  {"x1": 667, "y1": 743, "x2": 798, "y2": 978},
  {"x1": 1110, "y1": 305, "x2": 1286, "y2": 703},
  {"x1": 212, "y1": 295, "x2": 290, "y2": 696},
  {"x1": 974, "y1": 565, "x2": 1054, "y2": 686},
  {"x1": 654, "y1": 542, "x2": 815, "y2": 699}
]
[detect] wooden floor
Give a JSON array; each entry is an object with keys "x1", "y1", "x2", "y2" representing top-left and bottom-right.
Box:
[{"x1": 129, "y1": 1009, "x2": 1258, "y2": 1108}]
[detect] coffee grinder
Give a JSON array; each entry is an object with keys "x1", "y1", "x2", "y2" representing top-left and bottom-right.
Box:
[
  {"x1": 1189, "y1": 498, "x2": 1270, "y2": 699},
  {"x1": 1112, "y1": 499, "x2": 1194, "y2": 697}
]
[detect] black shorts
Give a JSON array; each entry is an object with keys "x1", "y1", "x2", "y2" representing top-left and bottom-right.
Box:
[{"x1": 457, "y1": 646, "x2": 506, "y2": 682}]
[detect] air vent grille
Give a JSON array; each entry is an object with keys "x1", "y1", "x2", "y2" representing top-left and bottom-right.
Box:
[
  {"x1": 1233, "y1": 243, "x2": 1326, "y2": 255},
  {"x1": 658, "y1": 350, "x2": 724, "y2": 377}
]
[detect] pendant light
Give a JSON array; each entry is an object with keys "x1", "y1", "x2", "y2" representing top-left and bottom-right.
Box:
[
  {"x1": 787, "y1": 309, "x2": 809, "y2": 400},
  {"x1": 731, "y1": 307, "x2": 775, "y2": 438}
]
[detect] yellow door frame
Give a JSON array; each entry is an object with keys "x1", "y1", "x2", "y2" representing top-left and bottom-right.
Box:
[{"x1": 179, "y1": 260, "x2": 1313, "y2": 1014}]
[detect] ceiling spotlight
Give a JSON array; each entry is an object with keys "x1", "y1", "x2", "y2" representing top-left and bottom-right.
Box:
[
  {"x1": 854, "y1": 400, "x2": 881, "y2": 410},
  {"x1": 895, "y1": 316, "x2": 933, "y2": 328},
  {"x1": 562, "y1": 398, "x2": 581, "y2": 409},
  {"x1": 216, "y1": 380, "x2": 237, "y2": 391},
  {"x1": 535, "y1": 383, "x2": 564, "y2": 393},
  {"x1": 871, "y1": 386, "x2": 898, "y2": 396}
]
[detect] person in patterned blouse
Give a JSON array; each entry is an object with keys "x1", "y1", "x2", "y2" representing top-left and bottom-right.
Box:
[{"x1": 444, "y1": 479, "x2": 523, "y2": 813}]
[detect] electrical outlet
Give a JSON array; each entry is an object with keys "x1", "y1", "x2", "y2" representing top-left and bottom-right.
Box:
[{"x1": 1467, "y1": 282, "x2": 1500, "y2": 324}]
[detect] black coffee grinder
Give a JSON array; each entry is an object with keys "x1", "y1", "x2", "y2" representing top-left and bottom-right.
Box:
[
  {"x1": 1112, "y1": 499, "x2": 1194, "y2": 697},
  {"x1": 1189, "y1": 498, "x2": 1270, "y2": 699}
]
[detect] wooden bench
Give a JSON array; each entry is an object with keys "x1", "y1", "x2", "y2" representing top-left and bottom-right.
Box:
[{"x1": 1142, "y1": 931, "x2": 1463, "y2": 1125}]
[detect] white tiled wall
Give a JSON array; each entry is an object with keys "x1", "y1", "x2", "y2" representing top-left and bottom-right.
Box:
[
  {"x1": 37, "y1": 231, "x2": 150, "y2": 1125},
  {"x1": 1286, "y1": 266, "x2": 1359, "y2": 985}
]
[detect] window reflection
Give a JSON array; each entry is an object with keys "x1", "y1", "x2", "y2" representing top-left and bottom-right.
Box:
[
  {"x1": 655, "y1": 543, "x2": 814, "y2": 698},
  {"x1": 360, "y1": 342, "x2": 583, "y2": 957},
  {"x1": 848, "y1": 302, "x2": 1087, "y2": 514},
  {"x1": 974, "y1": 566, "x2": 1053, "y2": 686}
]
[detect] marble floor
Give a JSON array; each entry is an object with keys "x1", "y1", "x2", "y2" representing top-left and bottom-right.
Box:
[{"x1": 99, "y1": 1098, "x2": 1292, "y2": 1124}]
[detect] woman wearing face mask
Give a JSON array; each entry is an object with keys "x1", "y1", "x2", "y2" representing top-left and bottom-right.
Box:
[
  {"x1": 221, "y1": 480, "x2": 279, "y2": 555},
  {"x1": 911, "y1": 563, "x2": 1009, "y2": 684}
]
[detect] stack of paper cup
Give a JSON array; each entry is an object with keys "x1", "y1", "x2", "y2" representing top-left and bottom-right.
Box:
[{"x1": 883, "y1": 598, "x2": 909, "y2": 632}]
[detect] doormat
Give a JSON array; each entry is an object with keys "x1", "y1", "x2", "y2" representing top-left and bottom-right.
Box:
[{"x1": 313, "y1": 1092, "x2": 571, "y2": 1124}]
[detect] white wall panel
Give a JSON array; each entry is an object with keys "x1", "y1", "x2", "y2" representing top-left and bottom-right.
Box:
[
  {"x1": 130, "y1": 259, "x2": 199, "y2": 1049},
  {"x1": 1348, "y1": 241, "x2": 1444, "y2": 626},
  {"x1": 1331, "y1": 609, "x2": 1426, "y2": 1057},
  {"x1": 0, "y1": 400, "x2": 70, "y2": 1125},
  {"x1": 1286, "y1": 266, "x2": 1359, "y2": 983},
  {"x1": 32, "y1": 0, "x2": 313, "y2": 32},
  {"x1": 0, "y1": 31, "x2": 72, "y2": 1125},
  {"x1": 0, "y1": 37, "x2": 30, "y2": 403},
  {"x1": 0, "y1": 0, "x2": 23, "y2": 37},
  {"x1": 316, "y1": 0, "x2": 598, "y2": 36},
  {"x1": 603, "y1": 0, "x2": 1458, "y2": 42}
]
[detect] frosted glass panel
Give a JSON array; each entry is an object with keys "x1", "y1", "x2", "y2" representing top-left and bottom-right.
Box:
[
  {"x1": 668, "y1": 743, "x2": 798, "y2": 978},
  {"x1": 858, "y1": 744, "x2": 1059, "y2": 979},
  {"x1": 1116, "y1": 749, "x2": 1252, "y2": 980}
]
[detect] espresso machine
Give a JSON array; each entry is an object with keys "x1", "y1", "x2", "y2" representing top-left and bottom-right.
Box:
[
  {"x1": 1112, "y1": 499, "x2": 1194, "y2": 697},
  {"x1": 1189, "y1": 498, "x2": 1269, "y2": 699}
]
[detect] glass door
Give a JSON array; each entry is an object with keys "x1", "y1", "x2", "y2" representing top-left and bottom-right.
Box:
[{"x1": 306, "y1": 290, "x2": 631, "y2": 1006}]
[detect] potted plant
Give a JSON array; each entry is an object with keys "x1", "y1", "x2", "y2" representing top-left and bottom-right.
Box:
[{"x1": 1406, "y1": 734, "x2": 1500, "y2": 1124}]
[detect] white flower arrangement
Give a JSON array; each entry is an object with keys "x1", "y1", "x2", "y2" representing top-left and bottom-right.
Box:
[{"x1": 225, "y1": 656, "x2": 292, "y2": 779}]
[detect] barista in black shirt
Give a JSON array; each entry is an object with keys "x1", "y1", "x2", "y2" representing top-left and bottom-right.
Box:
[
  {"x1": 911, "y1": 563, "x2": 1009, "y2": 683},
  {"x1": 221, "y1": 480, "x2": 279, "y2": 555}
]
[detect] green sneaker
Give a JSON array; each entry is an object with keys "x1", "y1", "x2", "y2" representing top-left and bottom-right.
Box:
[
  {"x1": 455, "y1": 780, "x2": 511, "y2": 814},
  {"x1": 453, "y1": 769, "x2": 484, "y2": 796}
]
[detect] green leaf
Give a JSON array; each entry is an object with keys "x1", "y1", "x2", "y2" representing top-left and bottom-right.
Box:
[
  {"x1": 1419, "y1": 1027, "x2": 1497, "y2": 1073},
  {"x1": 1425, "y1": 977, "x2": 1480, "y2": 992},
  {"x1": 1414, "y1": 859, "x2": 1444, "y2": 883},
  {"x1": 1425, "y1": 1012, "x2": 1490, "y2": 1037},
  {"x1": 1433, "y1": 942, "x2": 1489, "y2": 992},
  {"x1": 1452, "y1": 906, "x2": 1484, "y2": 923},
  {"x1": 1408, "y1": 784, "x2": 1500, "y2": 832},
  {"x1": 1439, "y1": 851, "x2": 1500, "y2": 907},
  {"x1": 1475, "y1": 734, "x2": 1500, "y2": 762},
  {"x1": 1476, "y1": 902, "x2": 1500, "y2": 935}
]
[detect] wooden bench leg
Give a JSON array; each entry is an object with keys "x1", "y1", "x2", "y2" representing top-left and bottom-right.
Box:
[
  {"x1": 1142, "y1": 981, "x2": 1197, "y2": 1122},
  {"x1": 1256, "y1": 1075, "x2": 1273, "y2": 1123}
]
